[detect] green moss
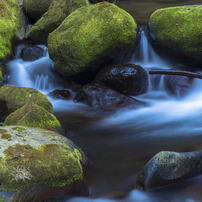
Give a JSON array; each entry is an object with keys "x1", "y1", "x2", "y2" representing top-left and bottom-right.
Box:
[
  {"x1": 3, "y1": 101, "x2": 61, "y2": 129},
  {"x1": 28, "y1": 0, "x2": 89, "y2": 42},
  {"x1": 12, "y1": 127, "x2": 25, "y2": 131},
  {"x1": 23, "y1": 0, "x2": 53, "y2": 21},
  {"x1": 0, "y1": 143, "x2": 83, "y2": 191},
  {"x1": 0, "y1": 86, "x2": 53, "y2": 114},
  {"x1": 149, "y1": 5, "x2": 202, "y2": 58},
  {"x1": 0, "y1": 0, "x2": 22, "y2": 60},
  {"x1": 1, "y1": 134, "x2": 12, "y2": 141},
  {"x1": 48, "y1": 2, "x2": 137, "y2": 77},
  {"x1": 0, "y1": 197, "x2": 6, "y2": 202},
  {"x1": 0, "y1": 68, "x2": 2, "y2": 82},
  {"x1": 0, "y1": 129, "x2": 7, "y2": 133}
]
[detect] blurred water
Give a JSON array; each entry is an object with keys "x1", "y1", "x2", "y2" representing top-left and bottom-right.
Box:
[{"x1": 4, "y1": 31, "x2": 202, "y2": 202}]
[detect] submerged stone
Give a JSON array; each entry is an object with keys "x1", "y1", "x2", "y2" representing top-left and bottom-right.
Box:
[
  {"x1": 94, "y1": 64, "x2": 149, "y2": 96},
  {"x1": 135, "y1": 151, "x2": 202, "y2": 190},
  {"x1": 148, "y1": 5, "x2": 202, "y2": 65},
  {"x1": 28, "y1": 0, "x2": 89, "y2": 43},
  {"x1": 164, "y1": 65, "x2": 194, "y2": 98},
  {"x1": 74, "y1": 84, "x2": 146, "y2": 109},
  {"x1": 0, "y1": 126, "x2": 89, "y2": 201},
  {"x1": 48, "y1": 2, "x2": 138, "y2": 84},
  {"x1": 20, "y1": 46, "x2": 45, "y2": 61}
]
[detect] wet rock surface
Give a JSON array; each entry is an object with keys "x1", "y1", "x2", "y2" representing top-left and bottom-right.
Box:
[
  {"x1": 94, "y1": 64, "x2": 149, "y2": 96},
  {"x1": 163, "y1": 65, "x2": 194, "y2": 98},
  {"x1": 49, "y1": 89, "x2": 72, "y2": 100},
  {"x1": 136, "y1": 150, "x2": 202, "y2": 190},
  {"x1": 74, "y1": 84, "x2": 146, "y2": 109},
  {"x1": 20, "y1": 46, "x2": 45, "y2": 61}
]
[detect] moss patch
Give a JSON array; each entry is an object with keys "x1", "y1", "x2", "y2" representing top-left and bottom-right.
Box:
[
  {"x1": 0, "y1": 0, "x2": 22, "y2": 60},
  {"x1": 48, "y1": 2, "x2": 137, "y2": 83},
  {"x1": 149, "y1": 5, "x2": 202, "y2": 61},
  {"x1": 28, "y1": 0, "x2": 89, "y2": 42},
  {"x1": 0, "y1": 85, "x2": 53, "y2": 114},
  {"x1": 0, "y1": 143, "x2": 83, "y2": 191},
  {"x1": 3, "y1": 101, "x2": 61, "y2": 129},
  {"x1": 1, "y1": 134, "x2": 12, "y2": 141}
]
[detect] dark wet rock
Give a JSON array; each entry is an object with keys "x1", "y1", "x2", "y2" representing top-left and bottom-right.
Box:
[
  {"x1": 20, "y1": 46, "x2": 45, "y2": 61},
  {"x1": 48, "y1": 2, "x2": 138, "y2": 84},
  {"x1": 0, "y1": 126, "x2": 89, "y2": 201},
  {"x1": 94, "y1": 64, "x2": 149, "y2": 96},
  {"x1": 49, "y1": 89, "x2": 72, "y2": 100},
  {"x1": 164, "y1": 65, "x2": 194, "y2": 98},
  {"x1": 74, "y1": 84, "x2": 146, "y2": 109},
  {"x1": 135, "y1": 150, "x2": 202, "y2": 190},
  {"x1": 69, "y1": 81, "x2": 83, "y2": 92}
]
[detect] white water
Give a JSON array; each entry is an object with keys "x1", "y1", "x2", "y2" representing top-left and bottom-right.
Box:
[{"x1": 3, "y1": 31, "x2": 202, "y2": 202}]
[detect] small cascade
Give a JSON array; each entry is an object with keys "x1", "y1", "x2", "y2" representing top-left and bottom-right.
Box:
[
  {"x1": 34, "y1": 74, "x2": 53, "y2": 91},
  {"x1": 132, "y1": 25, "x2": 169, "y2": 68}
]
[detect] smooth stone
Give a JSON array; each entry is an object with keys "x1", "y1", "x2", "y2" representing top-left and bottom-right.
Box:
[{"x1": 135, "y1": 150, "x2": 202, "y2": 190}]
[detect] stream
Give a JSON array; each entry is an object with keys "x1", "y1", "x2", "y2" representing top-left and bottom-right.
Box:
[{"x1": 3, "y1": 28, "x2": 202, "y2": 202}]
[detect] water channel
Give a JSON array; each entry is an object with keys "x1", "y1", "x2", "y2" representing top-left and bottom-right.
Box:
[{"x1": 3, "y1": 23, "x2": 202, "y2": 202}]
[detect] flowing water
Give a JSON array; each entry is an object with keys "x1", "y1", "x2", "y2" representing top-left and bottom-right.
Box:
[{"x1": 3, "y1": 29, "x2": 202, "y2": 202}]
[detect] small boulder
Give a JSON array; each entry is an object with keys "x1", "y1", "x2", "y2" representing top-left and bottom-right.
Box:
[
  {"x1": 48, "y1": 2, "x2": 138, "y2": 84},
  {"x1": 27, "y1": 0, "x2": 89, "y2": 43},
  {"x1": 0, "y1": 126, "x2": 89, "y2": 201},
  {"x1": 74, "y1": 84, "x2": 146, "y2": 109},
  {"x1": 136, "y1": 150, "x2": 202, "y2": 190},
  {"x1": 94, "y1": 64, "x2": 149, "y2": 96},
  {"x1": 20, "y1": 46, "x2": 45, "y2": 61},
  {"x1": 3, "y1": 101, "x2": 61, "y2": 129},
  {"x1": 23, "y1": 0, "x2": 53, "y2": 21},
  {"x1": 49, "y1": 89, "x2": 72, "y2": 100}
]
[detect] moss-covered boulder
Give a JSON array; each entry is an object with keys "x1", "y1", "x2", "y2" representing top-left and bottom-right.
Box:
[
  {"x1": 135, "y1": 150, "x2": 202, "y2": 190},
  {"x1": 3, "y1": 101, "x2": 61, "y2": 129},
  {"x1": 23, "y1": 0, "x2": 53, "y2": 21},
  {"x1": 0, "y1": 86, "x2": 53, "y2": 120},
  {"x1": 0, "y1": 0, "x2": 22, "y2": 60},
  {"x1": 0, "y1": 126, "x2": 89, "y2": 201},
  {"x1": 28, "y1": 0, "x2": 89, "y2": 43},
  {"x1": 48, "y1": 2, "x2": 138, "y2": 84},
  {"x1": 148, "y1": 5, "x2": 202, "y2": 65}
]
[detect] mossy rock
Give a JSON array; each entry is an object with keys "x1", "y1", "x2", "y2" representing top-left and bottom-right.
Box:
[
  {"x1": 0, "y1": 126, "x2": 89, "y2": 201},
  {"x1": 3, "y1": 101, "x2": 61, "y2": 129},
  {"x1": 148, "y1": 5, "x2": 202, "y2": 65},
  {"x1": 136, "y1": 150, "x2": 202, "y2": 190},
  {"x1": 0, "y1": 67, "x2": 2, "y2": 87},
  {"x1": 23, "y1": 0, "x2": 53, "y2": 21},
  {"x1": 48, "y1": 2, "x2": 138, "y2": 84},
  {"x1": 28, "y1": 0, "x2": 89, "y2": 43},
  {"x1": 0, "y1": 0, "x2": 22, "y2": 60},
  {"x1": 0, "y1": 86, "x2": 53, "y2": 117}
]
